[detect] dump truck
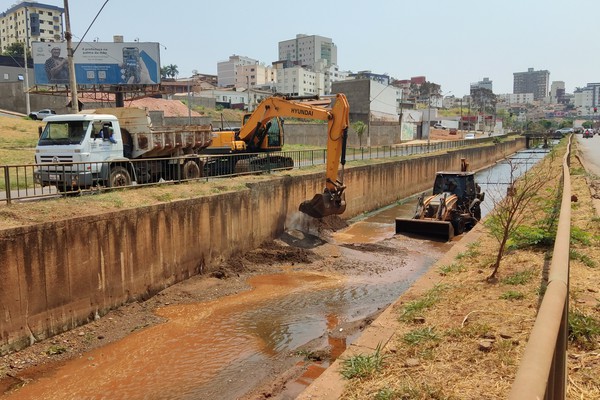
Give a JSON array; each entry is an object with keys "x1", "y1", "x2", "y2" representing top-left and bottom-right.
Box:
[
  {"x1": 34, "y1": 107, "x2": 212, "y2": 192},
  {"x1": 396, "y1": 159, "x2": 484, "y2": 241}
]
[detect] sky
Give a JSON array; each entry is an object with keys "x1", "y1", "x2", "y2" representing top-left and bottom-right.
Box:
[{"x1": 11, "y1": 0, "x2": 600, "y2": 97}]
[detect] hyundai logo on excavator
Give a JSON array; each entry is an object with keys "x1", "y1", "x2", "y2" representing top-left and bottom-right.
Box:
[{"x1": 290, "y1": 108, "x2": 314, "y2": 116}]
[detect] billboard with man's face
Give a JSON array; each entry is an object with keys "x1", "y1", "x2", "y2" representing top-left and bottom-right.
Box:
[{"x1": 32, "y1": 41, "x2": 161, "y2": 85}]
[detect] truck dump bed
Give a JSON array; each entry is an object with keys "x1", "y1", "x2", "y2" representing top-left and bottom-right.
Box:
[{"x1": 89, "y1": 107, "x2": 212, "y2": 158}]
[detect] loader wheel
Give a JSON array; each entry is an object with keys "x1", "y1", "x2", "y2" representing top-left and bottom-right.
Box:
[
  {"x1": 452, "y1": 217, "x2": 466, "y2": 235},
  {"x1": 109, "y1": 166, "x2": 132, "y2": 188}
]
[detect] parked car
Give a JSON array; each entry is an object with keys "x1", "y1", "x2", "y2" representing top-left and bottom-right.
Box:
[
  {"x1": 29, "y1": 109, "x2": 56, "y2": 120},
  {"x1": 464, "y1": 133, "x2": 476, "y2": 140},
  {"x1": 583, "y1": 129, "x2": 594, "y2": 138},
  {"x1": 433, "y1": 123, "x2": 447, "y2": 129},
  {"x1": 555, "y1": 127, "x2": 574, "y2": 135}
]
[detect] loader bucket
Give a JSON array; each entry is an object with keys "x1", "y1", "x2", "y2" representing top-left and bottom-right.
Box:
[
  {"x1": 395, "y1": 218, "x2": 455, "y2": 241},
  {"x1": 299, "y1": 193, "x2": 346, "y2": 219}
]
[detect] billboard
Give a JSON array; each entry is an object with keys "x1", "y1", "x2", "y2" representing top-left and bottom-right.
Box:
[{"x1": 32, "y1": 41, "x2": 161, "y2": 85}]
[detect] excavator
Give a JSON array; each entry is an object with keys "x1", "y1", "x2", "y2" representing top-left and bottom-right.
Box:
[{"x1": 203, "y1": 93, "x2": 350, "y2": 219}]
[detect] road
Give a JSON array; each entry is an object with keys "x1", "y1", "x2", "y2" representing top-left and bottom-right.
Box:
[{"x1": 576, "y1": 133, "x2": 600, "y2": 175}]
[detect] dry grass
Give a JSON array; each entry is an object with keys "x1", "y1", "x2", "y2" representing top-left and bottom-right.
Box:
[
  {"x1": 0, "y1": 116, "x2": 42, "y2": 165},
  {"x1": 341, "y1": 141, "x2": 600, "y2": 399}
]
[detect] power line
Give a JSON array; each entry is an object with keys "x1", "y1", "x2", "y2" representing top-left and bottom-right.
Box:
[{"x1": 73, "y1": 0, "x2": 110, "y2": 54}]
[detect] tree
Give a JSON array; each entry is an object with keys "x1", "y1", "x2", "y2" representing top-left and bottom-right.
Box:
[
  {"x1": 484, "y1": 154, "x2": 557, "y2": 282},
  {"x1": 352, "y1": 121, "x2": 367, "y2": 148},
  {"x1": 2, "y1": 42, "x2": 25, "y2": 58},
  {"x1": 165, "y1": 64, "x2": 178, "y2": 79}
]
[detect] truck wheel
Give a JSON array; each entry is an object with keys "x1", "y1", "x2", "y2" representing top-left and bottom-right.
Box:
[
  {"x1": 109, "y1": 166, "x2": 132, "y2": 187},
  {"x1": 182, "y1": 160, "x2": 201, "y2": 180}
]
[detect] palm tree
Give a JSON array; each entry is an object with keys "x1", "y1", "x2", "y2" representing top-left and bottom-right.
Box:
[
  {"x1": 165, "y1": 64, "x2": 179, "y2": 79},
  {"x1": 352, "y1": 121, "x2": 367, "y2": 148}
]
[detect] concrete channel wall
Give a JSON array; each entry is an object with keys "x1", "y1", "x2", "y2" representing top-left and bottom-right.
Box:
[{"x1": 0, "y1": 138, "x2": 525, "y2": 354}]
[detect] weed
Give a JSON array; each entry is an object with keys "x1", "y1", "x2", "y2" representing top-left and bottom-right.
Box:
[
  {"x1": 570, "y1": 226, "x2": 591, "y2": 246},
  {"x1": 402, "y1": 327, "x2": 440, "y2": 346},
  {"x1": 500, "y1": 268, "x2": 535, "y2": 285},
  {"x1": 500, "y1": 290, "x2": 525, "y2": 301},
  {"x1": 570, "y1": 167, "x2": 586, "y2": 176},
  {"x1": 455, "y1": 242, "x2": 480, "y2": 260},
  {"x1": 399, "y1": 285, "x2": 446, "y2": 322},
  {"x1": 46, "y1": 345, "x2": 67, "y2": 355},
  {"x1": 438, "y1": 263, "x2": 465, "y2": 275},
  {"x1": 568, "y1": 309, "x2": 600, "y2": 350},
  {"x1": 155, "y1": 192, "x2": 173, "y2": 202},
  {"x1": 340, "y1": 343, "x2": 386, "y2": 380},
  {"x1": 570, "y1": 249, "x2": 597, "y2": 268},
  {"x1": 295, "y1": 349, "x2": 323, "y2": 361},
  {"x1": 508, "y1": 225, "x2": 554, "y2": 250}
]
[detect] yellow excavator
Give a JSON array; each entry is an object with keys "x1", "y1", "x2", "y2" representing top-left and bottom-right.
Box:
[{"x1": 204, "y1": 93, "x2": 350, "y2": 219}]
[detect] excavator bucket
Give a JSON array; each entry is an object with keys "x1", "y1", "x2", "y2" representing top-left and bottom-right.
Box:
[
  {"x1": 299, "y1": 193, "x2": 346, "y2": 219},
  {"x1": 395, "y1": 218, "x2": 455, "y2": 241}
]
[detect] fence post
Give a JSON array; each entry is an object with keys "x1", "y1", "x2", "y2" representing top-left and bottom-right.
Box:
[{"x1": 3, "y1": 166, "x2": 11, "y2": 205}]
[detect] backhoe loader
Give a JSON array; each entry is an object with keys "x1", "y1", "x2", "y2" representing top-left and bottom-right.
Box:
[
  {"x1": 203, "y1": 93, "x2": 350, "y2": 219},
  {"x1": 395, "y1": 159, "x2": 484, "y2": 241}
]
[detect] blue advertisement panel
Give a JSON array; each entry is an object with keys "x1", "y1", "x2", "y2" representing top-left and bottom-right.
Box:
[{"x1": 32, "y1": 41, "x2": 161, "y2": 85}]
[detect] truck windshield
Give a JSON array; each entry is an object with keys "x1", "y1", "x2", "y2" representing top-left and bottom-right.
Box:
[{"x1": 38, "y1": 121, "x2": 90, "y2": 146}]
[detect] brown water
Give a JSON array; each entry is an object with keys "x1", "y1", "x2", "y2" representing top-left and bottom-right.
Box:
[{"x1": 4, "y1": 201, "x2": 452, "y2": 400}]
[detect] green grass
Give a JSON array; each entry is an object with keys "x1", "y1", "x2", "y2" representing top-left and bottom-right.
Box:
[
  {"x1": 500, "y1": 290, "x2": 525, "y2": 301},
  {"x1": 402, "y1": 327, "x2": 440, "y2": 346},
  {"x1": 438, "y1": 262, "x2": 465, "y2": 275},
  {"x1": 455, "y1": 242, "x2": 480, "y2": 260},
  {"x1": 399, "y1": 285, "x2": 446, "y2": 322},
  {"x1": 568, "y1": 310, "x2": 600, "y2": 350},
  {"x1": 500, "y1": 269, "x2": 535, "y2": 285},
  {"x1": 570, "y1": 249, "x2": 597, "y2": 268},
  {"x1": 339, "y1": 343, "x2": 386, "y2": 380}
]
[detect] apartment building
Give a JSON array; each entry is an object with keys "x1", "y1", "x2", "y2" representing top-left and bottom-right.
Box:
[
  {"x1": 513, "y1": 67, "x2": 550, "y2": 101},
  {"x1": 470, "y1": 77, "x2": 493, "y2": 93},
  {"x1": 217, "y1": 55, "x2": 258, "y2": 87},
  {"x1": 0, "y1": 2, "x2": 64, "y2": 54},
  {"x1": 278, "y1": 34, "x2": 337, "y2": 69}
]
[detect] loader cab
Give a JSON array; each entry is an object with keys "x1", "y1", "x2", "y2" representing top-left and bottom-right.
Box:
[{"x1": 433, "y1": 172, "x2": 477, "y2": 202}]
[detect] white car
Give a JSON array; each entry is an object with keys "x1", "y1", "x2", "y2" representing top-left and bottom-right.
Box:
[
  {"x1": 433, "y1": 123, "x2": 447, "y2": 129},
  {"x1": 29, "y1": 109, "x2": 56, "y2": 120},
  {"x1": 464, "y1": 133, "x2": 476, "y2": 140}
]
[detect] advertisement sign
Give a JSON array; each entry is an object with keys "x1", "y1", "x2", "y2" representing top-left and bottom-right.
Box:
[{"x1": 32, "y1": 41, "x2": 161, "y2": 85}]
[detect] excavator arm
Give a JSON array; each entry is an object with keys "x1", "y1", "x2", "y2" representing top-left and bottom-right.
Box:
[{"x1": 233, "y1": 93, "x2": 350, "y2": 219}]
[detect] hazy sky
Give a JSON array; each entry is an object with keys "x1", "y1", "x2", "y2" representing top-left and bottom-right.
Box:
[{"x1": 24, "y1": 0, "x2": 599, "y2": 97}]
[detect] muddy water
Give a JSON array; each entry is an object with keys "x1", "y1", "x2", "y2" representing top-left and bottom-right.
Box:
[{"x1": 4, "y1": 150, "x2": 547, "y2": 399}]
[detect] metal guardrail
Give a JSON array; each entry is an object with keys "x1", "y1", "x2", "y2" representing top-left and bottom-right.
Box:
[
  {"x1": 0, "y1": 136, "x2": 496, "y2": 205},
  {"x1": 508, "y1": 135, "x2": 572, "y2": 400}
]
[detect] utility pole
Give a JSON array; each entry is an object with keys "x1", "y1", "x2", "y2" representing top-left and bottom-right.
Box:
[
  {"x1": 63, "y1": 0, "x2": 79, "y2": 113},
  {"x1": 23, "y1": 7, "x2": 31, "y2": 115}
]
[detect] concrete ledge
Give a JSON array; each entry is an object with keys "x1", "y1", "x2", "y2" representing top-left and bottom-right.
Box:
[{"x1": 0, "y1": 138, "x2": 524, "y2": 354}]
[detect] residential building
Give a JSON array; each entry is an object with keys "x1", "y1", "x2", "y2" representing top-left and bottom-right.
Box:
[
  {"x1": 278, "y1": 34, "x2": 337, "y2": 69},
  {"x1": 573, "y1": 83, "x2": 600, "y2": 115},
  {"x1": 0, "y1": 2, "x2": 64, "y2": 54},
  {"x1": 272, "y1": 62, "x2": 324, "y2": 96},
  {"x1": 217, "y1": 55, "x2": 258, "y2": 87},
  {"x1": 234, "y1": 64, "x2": 276, "y2": 90},
  {"x1": 332, "y1": 79, "x2": 399, "y2": 122},
  {"x1": 513, "y1": 67, "x2": 550, "y2": 101},
  {"x1": 198, "y1": 89, "x2": 248, "y2": 110},
  {"x1": 470, "y1": 77, "x2": 493, "y2": 93},
  {"x1": 497, "y1": 93, "x2": 535, "y2": 105},
  {"x1": 550, "y1": 81, "x2": 565, "y2": 104}
]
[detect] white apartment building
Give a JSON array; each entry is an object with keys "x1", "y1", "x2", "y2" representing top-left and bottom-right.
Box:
[
  {"x1": 217, "y1": 55, "x2": 258, "y2": 87},
  {"x1": 235, "y1": 64, "x2": 276, "y2": 89},
  {"x1": 273, "y1": 64, "x2": 324, "y2": 96},
  {"x1": 573, "y1": 86, "x2": 598, "y2": 115},
  {"x1": 278, "y1": 34, "x2": 337, "y2": 69},
  {"x1": 0, "y1": 2, "x2": 64, "y2": 54},
  {"x1": 497, "y1": 93, "x2": 535, "y2": 105}
]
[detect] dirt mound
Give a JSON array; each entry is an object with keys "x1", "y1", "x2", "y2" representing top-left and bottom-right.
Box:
[{"x1": 340, "y1": 242, "x2": 399, "y2": 255}]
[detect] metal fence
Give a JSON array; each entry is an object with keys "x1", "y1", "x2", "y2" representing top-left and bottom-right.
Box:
[
  {"x1": 508, "y1": 135, "x2": 572, "y2": 400},
  {"x1": 1, "y1": 136, "x2": 493, "y2": 204}
]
